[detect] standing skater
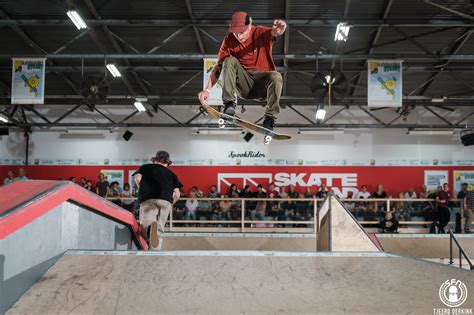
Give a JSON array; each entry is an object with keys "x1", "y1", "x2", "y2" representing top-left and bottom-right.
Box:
[
  {"x1": 198, "y1": 11, "x2": 287, "y2": 131},
  {"x1": 135, "y1": 151, "x2": 181, "y2": 250}
]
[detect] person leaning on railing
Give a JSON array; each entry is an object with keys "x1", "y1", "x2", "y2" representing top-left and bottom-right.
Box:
[
  {"x1": 463, "y1": 188, "x2": 473, "y2": 233},
  {"x1": 436, "y1": 183, "x2": 452, "y2": 234}
]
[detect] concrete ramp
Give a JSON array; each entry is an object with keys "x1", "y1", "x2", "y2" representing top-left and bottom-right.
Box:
[
  {"x1": 317, "y1": 193, "x2": 382, "y2": 252},
  {"x1": 0, "y1": 181, "x2": 147, "y2": 313},
  {"x1": 8, "y1": 251, "x2": 474, "y2": 314}
]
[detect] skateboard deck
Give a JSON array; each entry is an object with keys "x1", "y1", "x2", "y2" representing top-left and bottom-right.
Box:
[{"x1": 206, "y1": 106, "x2": 291, "y2": 143}]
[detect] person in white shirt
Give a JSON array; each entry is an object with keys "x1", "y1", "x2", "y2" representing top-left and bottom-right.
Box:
[
  {"x1": 185, "y1": 191, "x2": 200, "y2": 220},
  {"x1": 404, "y1": 187, "x2": 417, "y2": 199},
  {"x1": 354, "y1": 185, "x2": 371, "y2": 199}
]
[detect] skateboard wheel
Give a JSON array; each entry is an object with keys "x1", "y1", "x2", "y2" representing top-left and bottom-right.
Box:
[
  {"x1": 218, "y1": 118, "x2": 225, "y2": 125},
  {"x1": 219, "y1": 124, "x2": 225, "y2": 129},
  {"x1": 264, "y1": 135, "x2": 272, "y2": 142}
]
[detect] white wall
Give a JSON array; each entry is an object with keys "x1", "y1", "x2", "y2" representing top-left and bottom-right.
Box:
[{"x1": 0, "y1": 128, "x2": 472, "y2": 164}]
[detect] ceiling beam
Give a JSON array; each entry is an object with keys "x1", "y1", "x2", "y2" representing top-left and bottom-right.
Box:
[
  {"x1": 1, "y1": 53, "x2": 473, "y2": 60},
  {"x1": 414, "y1": 29, "x2": 473, "y2": 96},
  {"x1": 7, "y1": 122, "x2": 473, "y2": 129},
  {"x1": 83, "y1": 0, "x2": 155, "y2": 118},
  {"x1": 0, "y1": 9, "x2": 84, "y2": 97},
  {"x1": 1, "y1": 19, "x2": 472, "y2": 27},
  {"x1": 349, "y1": 0, "x2": 393, "y2": 96},
  {"x1": 423, "y1": 0, "x2": 474, "y2": 21},
  {"x1": 389, "y1": 24, "x2": 433, "y2": 55},
  {"x1": 2, "y1": 65, "x2": 472, "y2": 73},
  {"x1": 185, "y1": 0, "x2": 206, "y2": 54}
]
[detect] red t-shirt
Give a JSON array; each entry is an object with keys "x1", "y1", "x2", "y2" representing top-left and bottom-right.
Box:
[
  {"x1": 217, "y1": 25, "x2": 277, "y2": 72},
  {"x1": 437, "y1": 190, "x2": 451, "y2": 208}
]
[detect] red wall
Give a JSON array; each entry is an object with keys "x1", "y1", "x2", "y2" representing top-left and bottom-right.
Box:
[{"x1": 1, "y1": 165, "x2": 472, "y2": 196}]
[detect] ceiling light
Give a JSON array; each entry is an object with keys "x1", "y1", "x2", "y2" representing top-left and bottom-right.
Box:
[
  {"x1": 334, "y1": 22, "x2": 350, "y2": 42},
  {"x1": 315, "y1": 105, "x2": 326, "y2": 121},
  {"x1": 0, "y1": 113, "x2": 9, "y2": 123},
  {"x1": 325, "y1": 75, "x2": 335, "y2": 84},
  {"x1": 408, "y1": 130, "x2": 453, "y2": 136},
  {"x1": 195, "y1": 128, "x2": 243, "y2": 135},
  {"x1": 298, "y1": 129, "x2": 344, "y2": 135},
  {"x1": 134, "y1": 101, "x2": 146, "y2": 112},
  {"x1": 106, "y1": 63, "x2": 121, "y2": 78},
  {"x1": 431, "y1": 97, "x2": 447, "y2": 103},
  {"x1": 66, "y1": 10, "x2": 87, "y2": 30}
]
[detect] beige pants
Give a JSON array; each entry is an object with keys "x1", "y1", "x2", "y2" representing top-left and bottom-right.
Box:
[
  {"x1": 139, "y1": 199, "x2": 172, "y2": 250},
  {"x1": 464, "y1": 207, "x2": 473, "y2": 231},
  {"x1": 221, "y1": 56, "x2": 282, "y2": 119}
]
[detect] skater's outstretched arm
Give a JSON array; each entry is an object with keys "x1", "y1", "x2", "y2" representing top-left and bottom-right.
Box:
[{"x1": 198, "y1": 64, "x2": 222, "y2": 106}]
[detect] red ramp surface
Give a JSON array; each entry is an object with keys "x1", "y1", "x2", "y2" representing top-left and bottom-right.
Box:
[{"x1": 0, "y1": 180, "x2": 147, "y2": 249}]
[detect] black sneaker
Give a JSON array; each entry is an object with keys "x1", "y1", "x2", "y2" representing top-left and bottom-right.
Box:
[
  {"x1": 223, "y1": 101, "x2": 237, "y2": 116},
  {"x1": 262, "y1": 116, "x2": 275, "y2": 131}
]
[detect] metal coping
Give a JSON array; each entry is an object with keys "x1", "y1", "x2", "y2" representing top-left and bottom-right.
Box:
[
  {"x1": 66, "y1": 250, "x2": 396, "y2": 258},
  {"x1": 376, "y1": 233, "x2": 474, "y2": 238},
  {"x1": 162, "y1": 232, "x2": 316, "y2": 238}
]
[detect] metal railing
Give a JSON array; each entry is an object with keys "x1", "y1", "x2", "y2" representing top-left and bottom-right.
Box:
[
  {"x1": 449, "y1": 229, "x2": 474, "y2": 270},
  {"x1": 105, "y1": 196, "x2": 465, "y2": 233}
]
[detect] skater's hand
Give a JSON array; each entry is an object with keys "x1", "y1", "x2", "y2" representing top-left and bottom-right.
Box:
[
  {"x1": 272, "y1": 19, "x2": 287, "y2": 36},
  {"x1": 198, "y1": 89, "x2": 210, "y2": 106}
]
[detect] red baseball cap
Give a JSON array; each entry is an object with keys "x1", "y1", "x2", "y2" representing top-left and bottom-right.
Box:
[{"x1": 228, "y1": 11, "x2": 250, "y2": 33}]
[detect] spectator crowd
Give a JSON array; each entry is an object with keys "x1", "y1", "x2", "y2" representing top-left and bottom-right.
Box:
[{"x1": 2, "y1": 169, "x2": 473, "y2": 234}]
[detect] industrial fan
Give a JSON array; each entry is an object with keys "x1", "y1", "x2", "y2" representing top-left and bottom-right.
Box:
[
  {"x1": 81, "y1": 76, "x2": 110, "y2": 107},
  {"x1": 310, "y1": 70, "x2": 348, "y2": 105}
]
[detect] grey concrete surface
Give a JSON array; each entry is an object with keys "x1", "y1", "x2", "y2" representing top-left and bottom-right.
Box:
[{"x1": 7, "y1": 251, "x2": 474, "y2": 314}]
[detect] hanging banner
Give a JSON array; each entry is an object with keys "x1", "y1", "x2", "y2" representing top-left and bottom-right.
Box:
[
  {"x1": 203, "y1": 58, "x2": 223, "y2": 105},
  {"x1": 424, "y1": 170, "x2": 448, "y2": 191},
  {"x1": 100, "y1": 169, "x2": 124, "y2": 187},
  {"x1": 368, "y1": 60, "x2": 402, "y2": 107},
  {"x1": 453, "y1": 170, "x2": 474, "y2": 194},
  {"x1": 11, "y1": 58, "x2": 46, "y2": 104}
]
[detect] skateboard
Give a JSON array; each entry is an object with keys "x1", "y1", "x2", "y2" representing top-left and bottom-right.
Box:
[{"x1": 205, "y1": 106, "x2": 291, "y2": 145}]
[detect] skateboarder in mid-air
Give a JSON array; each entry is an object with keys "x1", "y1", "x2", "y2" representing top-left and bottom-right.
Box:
[{"x1": 198, "y1": 11, "x2": 287, "y2": 131}]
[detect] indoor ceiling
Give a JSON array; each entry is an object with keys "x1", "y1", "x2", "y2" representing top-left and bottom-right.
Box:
[{"x1": 0, "y1": 0, "x2": 473, "y2": 131}]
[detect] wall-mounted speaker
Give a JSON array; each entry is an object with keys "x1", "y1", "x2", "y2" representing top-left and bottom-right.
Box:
[
  {"x1": 123, "y1": 130, "x2": 133, "y2": 141},
  {"x1": 243, "y1": 132, "x2": 254, "y2": 142},
  {"x1": 461, "y1": 129, "x2": 474, "y2": 146}
]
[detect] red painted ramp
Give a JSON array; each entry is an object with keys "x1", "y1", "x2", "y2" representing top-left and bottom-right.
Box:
[{"x1": 0, "y1": 180, "x2": 147, "y2": 249}]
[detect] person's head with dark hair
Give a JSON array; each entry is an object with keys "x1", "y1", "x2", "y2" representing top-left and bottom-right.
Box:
[
  {"x1": 229, "y1": 184, "x2": 238, "y2": 192},
  {"x1": 462, "y1": 183, "x2": 468, "y2": 191},
  {"x1": 80, "y1": 177, "x2": 87, "y2": 185},
  {"x1": 243, "y1": 185, "x2": 250, "y2": 192},
  {"x1": 123, "y1": 182, "x2": 130, "y2": 191},
  {"x1": 257, "y1": 184, "x2": 263, "y2": 192},
  {"x1": 98, "y1": 173, "x2": 105, "y2": 181},
  {"x1": 210, "y1": 185, "x2": 218, "y2": 193},
  {"x1": 69, "y1": 177, "x2": 76, "y2": 183},
  {"x1": 443, "y1": 183, "x2": 449, "y2": 191},
  {"x1": 110, "y1": 181, "x2": 119, "y2": 189},
  {"x1": 152, "y1": 150, "x2": 172, "y2": 166}
]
